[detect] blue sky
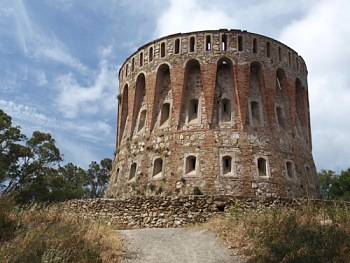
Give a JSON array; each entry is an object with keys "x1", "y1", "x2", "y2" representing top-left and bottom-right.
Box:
[{"x1": 1, "y1": 0, "x2": 350, "y2": 172}]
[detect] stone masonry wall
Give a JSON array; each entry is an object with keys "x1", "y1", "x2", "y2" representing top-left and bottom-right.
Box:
[{"x1": 61, "y1": 196, "x2": 336, "y2": 229}]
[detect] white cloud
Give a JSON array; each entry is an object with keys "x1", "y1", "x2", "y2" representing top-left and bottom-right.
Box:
[
  {"x1": 55, "y1": 48, "x2": 118, "y2": 118},
  {"x1": 0, "y1": 99, "x2": 56, "y2": 128},
  {"x1": 279, "y1": 0, "x2": 350, "y2": 172},
  {"x1": 155, "y1": 0, "x2": 237, "y2": 37}
]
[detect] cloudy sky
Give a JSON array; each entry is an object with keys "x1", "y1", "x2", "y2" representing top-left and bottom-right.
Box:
[{"x1": 1, "y1": 0, "x2": 349, "y2": 172}]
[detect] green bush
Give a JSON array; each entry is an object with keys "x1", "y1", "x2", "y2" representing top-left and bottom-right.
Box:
[
  {"x1": 0, "y1": 205, "x2": 122, "y2": 262},
  {"x1": 0, "y1": 195, "x2": 17, "y2": 242},
  {"x1": 248, "y1": 209, "x2": 350, "y2": 262}
]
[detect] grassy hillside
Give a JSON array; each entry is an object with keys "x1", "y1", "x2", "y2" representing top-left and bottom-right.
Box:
[
  {"x1": 0, "y1": 196, "x2": 123, "y2": 263},
  {"x1": 204, "y1": 201, "x2": 350, "y2": 263}
]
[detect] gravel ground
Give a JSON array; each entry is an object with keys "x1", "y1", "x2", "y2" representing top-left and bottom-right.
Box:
[{"x1": 117, "y1": 228, "x2": 247, "y2": 263}]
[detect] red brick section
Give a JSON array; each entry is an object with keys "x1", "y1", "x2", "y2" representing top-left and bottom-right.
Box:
[
  {"x1": 170, "y1": 67, "x2": 186, "y2": 128},
  {"x1": 263, "y1": 69, "x2": 277, "y2": 131},
  {"x1": 201, "y1": 63, "x2": 217, "y2": 127},
  {"x1": 234, "y1": 64, "x2": 250, "y2": 129}
]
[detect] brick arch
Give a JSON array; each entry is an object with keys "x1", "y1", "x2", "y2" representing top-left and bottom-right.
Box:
[
  {"x1": 118, "y1": 83, "x2": 129, "y2": 145},
  {"x1": 246, "y1": 61, "x2": 266, "y2": 128},
  {"x1": 131, "y1": 73, "x2": 146, "y2": 135},
  {"x1": 295, "y1": 78, "x2": 308, "y2": 139},
  {"x1": 180, "y1": 59, "x2": 204, "y2": 127},
  {"x1": 151, "y1": 63, "x2": 173, "y2": 131},
  {"x1": 275, "y1": 68, "x2": 291, "y2": 133},
  {"x1": 213, "y1": 57, "x2": 237, "y2": 126}
]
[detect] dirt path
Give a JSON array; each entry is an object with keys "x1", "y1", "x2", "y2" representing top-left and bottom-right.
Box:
[{"x1": 117, "y1": 228, "x2": 247, "y2": 263}]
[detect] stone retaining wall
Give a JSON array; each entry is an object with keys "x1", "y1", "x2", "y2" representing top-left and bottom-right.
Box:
[{"x1": 61, "y1": 195, "x2": 325, "y2": 229}]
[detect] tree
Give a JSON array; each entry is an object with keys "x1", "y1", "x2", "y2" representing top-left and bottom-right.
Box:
[
  {"x1": 329, "y1": 168, "x2": 350, "y2": 201},
  {"x1": 11, "y1": 131, "x2": 63, "y2": 204},
  {"x1": 0, "y1": 109, "x2": 29, "y2": 192},
  {"x1": 85, "y1": 158, "x2": 112, "y2": 198},
  {"x1": 1, "y1": 109, "x2": 113, "y2": 203},
  {"x1": 49, "y1": 163, "x2": 88, "y2": 202},
  {"x1": 318, "y1": 169, "x2": 336, "y2": 200}
]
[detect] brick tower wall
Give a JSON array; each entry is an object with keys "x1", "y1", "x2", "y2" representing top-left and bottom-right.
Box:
[{"x1": 105, "y1": 29, "x2": 320, "y2": 199}]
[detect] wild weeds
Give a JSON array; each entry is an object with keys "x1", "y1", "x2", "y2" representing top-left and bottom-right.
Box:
[
  {"x1": 0, "y1": 197, "x2": 122, "y2": 263},
  {"x1": 204, "y1": 200, "x2": 350, "y2": 263}
]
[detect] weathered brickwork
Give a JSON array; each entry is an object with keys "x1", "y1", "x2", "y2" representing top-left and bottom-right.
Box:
[{"x1": 106, "y1": 29, "x2": 320, "y2": 199}]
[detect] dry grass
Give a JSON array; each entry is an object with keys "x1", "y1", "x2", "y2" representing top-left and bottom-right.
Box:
[
  {"x1": 0, "y1": 197, "x2": 123, "y2": 263},
  {"x1": 202, "y1": 201, "x2": 350, "y2": 263}
]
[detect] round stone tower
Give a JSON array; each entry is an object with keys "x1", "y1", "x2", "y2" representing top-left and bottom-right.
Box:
[{"x1": 106, "y1": 29, "x2": 320, "y2": 199}]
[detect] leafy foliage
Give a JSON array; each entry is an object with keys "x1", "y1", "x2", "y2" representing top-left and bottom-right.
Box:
[
  {"x1": 318, "y1": 168, "x2": 350, "y2": 201},
  {"x1": 0, "y1": 109, "x2": 112, "y2": 204},
  {"x1": 329, "y1": 168, "x2": 350, "y2": 201}
]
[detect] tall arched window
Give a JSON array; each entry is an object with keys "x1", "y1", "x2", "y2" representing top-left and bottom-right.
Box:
[
  {"x1": 149, "y1": 46, "x2": 154, "y2": 62},
  {"x1": 152, "y1": 158, "x2": 163, "y2": 179},
  {"x1": 266, "y1": 41, "x2": 271, "y2": 57},
  {"x1": 160, "y1": 42, "x2": 166, "y2": 58},
  {"x1": 205, "y1": 35, "x2": 211, "y2": 51},
  {"x1": 132, "y1": 74, "x2": 146, "y2": 134},
  {"x1": 237, "y1": 35, "x2": 243, "y2": 51},
  {"x1": 247, "y1": 62, "x2": 264, "y2": 128},
  {"x1": 189, "y1": 36, "x2": 195, "y2": 52},
  {"x1": 174, "y1": 38, "x2": 180, "y2": 54},
  {"x1": 252, "y1": 38, "x2": 258, "y2": 53}
]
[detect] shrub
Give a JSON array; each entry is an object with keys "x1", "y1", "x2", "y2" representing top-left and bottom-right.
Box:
[
  {"x1": 203, "y1": 202, "x2": 350, "y2": 263},
  {"x1": 0, "y1": 205, "x2": 122, "y2": 262},
  {"x1": 0, "y1": 195, "x2": 17, "y2": 242}
]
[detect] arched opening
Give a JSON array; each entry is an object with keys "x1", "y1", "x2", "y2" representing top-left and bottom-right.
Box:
[
  {"x1": 295, "y1": 78, "x2": 306, "y2": 138},
  {"x1": 276, "y1": 106, "x2": 287, "y2": 131},
  {"x1": 214, "y1": 58, "x2": 235, "y2": 126},
  {"x1": 257, "y1": 158, "x2": 267, "y2": 177},
  {"x1": 251, "y1": 101, "x2": 262, "y2": 127},
  {"x1": 189, "y1": 36, "x2": 195, "y2": 52},
  {"x1": 160, "y1": 103, "x2": 170, "y2": 127},
  {"x1": 129, "y1": 163, "x2": 137, "y2": 180},
  {"x1": 206, "y1": 35, "x2": 211, "y2": 51},
  {"x1": 252, "y1": 38, "x2": 258, "y2": 53},
  {"x1": 238, "y1": 35, "x2": 243, "y2": 51},
  {"x1": 266, "y1": 41, "x2": 271, "y2": 57},
  {"x1": 132, "y1": 57, "x2": 135, "y2": 72},
  {"x1": 152, "y1": 64, "x2": 172, "y2": 130},
  {"x1": 286, "y1": 161, "x2": 294, "y2": 178},
  {"x1": 161, "y1": 42, "x2": 166, "y2": 58},
  {"x1": 152, "y1": 158, "x2": 163, "y2": 178},
  {"x1": 185, "y1": 155, "x2": 197, "y2": 175},
  {"x1": 221, "y1": 34, "x2": 227, "y2": 51},
  {"x1": 137, "y1": 109, "x2": 147, "y2": 132},
  {"x1": 139, "y1": 52, "x2": 143, "y2": 67},
  {"x1": 119, "y1": 84, "x2": 128, "y2": 142},
  {"x1": 181, "y1": 59, "x2": 203, "y2": 127},
  {"x1": 288, "y1": 52, "x2": 291, "y2": 66},
  {"x1": 278, "y1": 46, "x2": 282, "y2": 62},
  {"x1": 188, "y1": 99, "x2": 199, "y2": 124},
  {"x1": 149, "y1": 46, "x2": 154, "y2": 62},
  {"x1": 247, "y1": 62, "x2": 264, "y2": 128},
  {"x1": 221, "y1": 98, "x2": 231, "y2": 123},
  {"x1": 132, "y1": 73, "x2": 146, "y2": 134},
  {"x1": 222, "y1": 156, "x2": 232, "y2": 175},
  {"x1": 275, "y1": 69, "x2": 290, "y2": 132},
  {"x1": 174, "y1": 38, "x2": 180, "y2": 54}
]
